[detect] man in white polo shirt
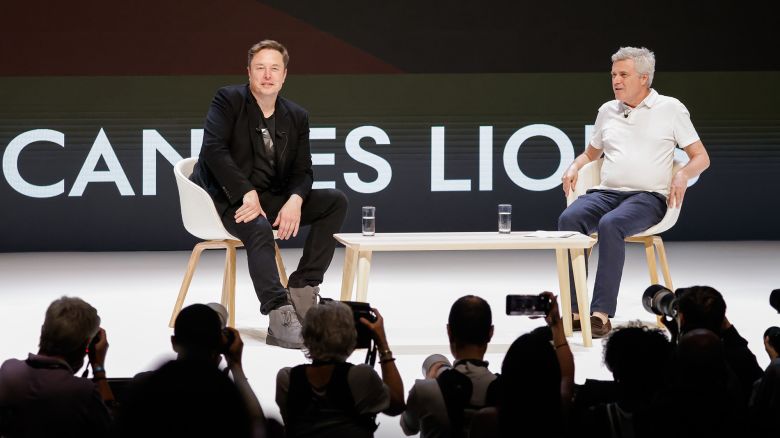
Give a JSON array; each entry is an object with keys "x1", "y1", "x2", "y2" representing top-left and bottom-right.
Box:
[{"x1": 558, "y1": 46, "x2": 710, "y2": 337}]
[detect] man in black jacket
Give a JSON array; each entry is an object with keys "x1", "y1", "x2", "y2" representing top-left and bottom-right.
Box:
[{"x1": 192, "y1": 40, "x2": 347, "y2": 349}]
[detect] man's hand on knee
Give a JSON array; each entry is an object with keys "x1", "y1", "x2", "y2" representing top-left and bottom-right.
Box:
[
  {"x1": 235, "y1": 190, "x2": 266, "y2": 223},
  {"x1": 273, "y1": 194, "x2": 302, "y2": 239}
]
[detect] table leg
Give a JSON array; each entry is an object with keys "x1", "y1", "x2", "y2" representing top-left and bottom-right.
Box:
[
  {"x1": 355, "y1": 250, "x2": 373, "y2": 303},
  {"x1": 340, "y1": 245, "x2": 359, "y2": 301},
  {"x1": 555, "y1": 249, "x2": 573, "y2": 337},
  {"x1": 571, "y1": 248, "x2": 592, "y2": 347}
]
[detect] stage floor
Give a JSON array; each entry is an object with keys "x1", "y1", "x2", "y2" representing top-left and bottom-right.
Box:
[{"x1": 1, "y1": 241, "x2": 778, "y2": 437}]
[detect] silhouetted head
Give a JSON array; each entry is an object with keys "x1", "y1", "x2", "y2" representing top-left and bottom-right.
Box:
[
  {"x1": 447, "y1": 295, "x2": 493, "y2": 348},
  {"x1": 676, "y1": 286, "x2": 726, "y2": 334},
  {"x1": 172, "y1": 304, "x2": 222, "y2": 361},
  {"x1": 676, "y1": 328, "x2": 728, "y2": 385},
  {"x1": 603, "y1": 323, "x2": 672, "y2": 396},
  {"x1": 498, "y1": 326, "x2": 561, "y2": 435},
  {"x1": 764, "y1": 326, "x2": 780, "y2": 360}
]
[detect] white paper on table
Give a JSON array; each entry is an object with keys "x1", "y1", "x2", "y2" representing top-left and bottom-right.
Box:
[{"x1": 519, "y1": 231, "x2": 579, "y2": 238}]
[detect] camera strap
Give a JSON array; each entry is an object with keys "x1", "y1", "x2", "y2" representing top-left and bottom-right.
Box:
[
  {"x1": 364, "y1": 341, "x2": 377, "y2": 367},
  {"x1": 453, "y1": 358, "x2": 489, "y2": 368}
]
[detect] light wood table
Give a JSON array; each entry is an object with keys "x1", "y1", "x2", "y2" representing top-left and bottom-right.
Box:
[{"x1": 334, "y1": 232, "x2": 598, "y2": 347}]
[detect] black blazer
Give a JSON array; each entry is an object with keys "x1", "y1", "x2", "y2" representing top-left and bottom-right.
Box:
[{"x1": 192, "y1": 84, "x2": 313, "y2": 215}]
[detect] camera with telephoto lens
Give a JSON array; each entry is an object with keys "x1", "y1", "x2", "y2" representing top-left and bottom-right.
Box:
[
  {"x1": 642, "y1": 284, "x2": 679, "y2": 318},
  {"x1": 505, "y1": 294, "x2": 553, "y2": 316},
  {"x1": 321, "y1": 299, "x2": 377, "y2": 349}
]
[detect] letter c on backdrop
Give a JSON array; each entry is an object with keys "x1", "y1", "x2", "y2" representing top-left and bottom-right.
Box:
[{"x1": 3, "y1": 129, "x2": 65, "y2": 198}]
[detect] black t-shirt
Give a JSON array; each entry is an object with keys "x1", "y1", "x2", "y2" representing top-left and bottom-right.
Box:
[
  {"x1": 263, "y1": 113, "x2": 276, "y2": 147},
  {"x1": 250, "y1": 112, "x2": 280, "y2": 192}
]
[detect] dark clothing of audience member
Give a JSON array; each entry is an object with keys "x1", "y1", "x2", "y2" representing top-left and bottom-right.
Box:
[
  {"x1": 576, "y1": 324, "x2": 673, "y2": 438},
  {"x1": 279, "y1": 362, "x2": 386, "y2": 438},
  {"x1": 649, "y1": 329, "x2": 745, "y2": 438},
  {"x1": 0, "y1": 296, "x2": 114, "y2": 438},
  {"x1": 750, "y1": 358, "x2": 780, "y2": 435},
  {"x1": 748, "y1": 328, "x2": 780, "y2": 435},
  {"x1": 720, "y1": 324, "x2": 764, "y2": 402},
  {"x1": 117, "y1": 359, "x2": 252, "y2": 438},
  {"x1": 0, "y1": 354, "x2": 111, "y2": 438},
  {"x1": 115, "y1": 304, "x2": 263, "y2": 438},
  {"x1": 677, "y1": 286, "x2": 763, "y2": 404}
]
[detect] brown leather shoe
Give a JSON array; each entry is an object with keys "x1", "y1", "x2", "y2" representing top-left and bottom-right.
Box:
[
  {"x1": 572, "y1": 318, "x2": 581, "y2": 331},
  {"x1": 591, "y1": 316, "x2": 612, "y2": 338}
]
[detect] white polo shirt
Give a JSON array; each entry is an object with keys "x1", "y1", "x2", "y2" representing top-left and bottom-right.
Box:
[{"x1": 590, "y1": 89, "x2": 700, "y2": 197}]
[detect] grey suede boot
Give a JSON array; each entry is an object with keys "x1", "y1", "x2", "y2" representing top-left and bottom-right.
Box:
[
  {"x1": 267, "y1": 305, "x2": 303, "y2": 349},
  {"x1": 287, "y1": 285, "x2": 321, "y2": 322}
]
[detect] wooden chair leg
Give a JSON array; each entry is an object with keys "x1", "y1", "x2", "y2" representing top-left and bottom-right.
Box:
[
  {"x1": 654, "y1": 236, "x2": 673, "y2": 290},
  {"x1": 650, "y1": 236, "x2": 674, "y2": 329},
  {"x1": 628, "y1": 235, "x2": 663, "y2": 328},
  {"x1": 640, "y1": 238, "x2": 664, "y2": 327},
  {"x1": 169, "y1": 242, "x2": 209, "y2": 328},
  {"x1": 626, "y1": 234, "x2": 674, "y2": 329},
  {"x1": 274, "y1": 242, "x2": 288, "y2": 287},
  {"x1": 221, "y1": 244, "x2": 238, "y2": 328},
  {"x1": 172, "y1": 238, "x2": 282, "y2": 329},
  {"x1": 641, "y1": 237, "x2": 660, "y2": 285}
]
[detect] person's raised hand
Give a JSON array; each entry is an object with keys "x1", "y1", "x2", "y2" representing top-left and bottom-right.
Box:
[{"x1": 360, "y1": 308, "x2": 388, "y2": 350}]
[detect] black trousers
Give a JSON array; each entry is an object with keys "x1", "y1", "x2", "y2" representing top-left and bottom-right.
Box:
[{"x1": 221, "y1": 189, "x2": 348, "y2": 314}]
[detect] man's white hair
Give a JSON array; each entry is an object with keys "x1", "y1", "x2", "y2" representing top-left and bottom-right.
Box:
[{"x1": 612, "y1": 47, "x2": 656, "y2": 87}]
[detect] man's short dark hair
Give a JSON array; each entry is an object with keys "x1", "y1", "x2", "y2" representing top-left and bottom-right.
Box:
[
  {"x1": 174, "y1": 304, "x2": 222, "y2": 353},
  {"x1": 764, "y1": 326, "x2": 780, "y2": 352},
  {"x1": 677, "y1": 286, "x2": 726, "y2": 334},
  {"x1": 247, "y1": 40, "x2": 289, "y2": 67},
  {"x1": 448, "y1": 295, "x2": 492, "y2": 345}
]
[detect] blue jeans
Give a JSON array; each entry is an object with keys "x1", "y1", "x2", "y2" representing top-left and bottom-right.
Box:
[{"x1": 558, "y1": 190, "x2": 666, "y2": 317}]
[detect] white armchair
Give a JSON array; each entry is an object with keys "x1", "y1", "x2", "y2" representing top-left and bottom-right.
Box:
[
  {"x1": 169, "y1": 157, "x2": 288, "y2": 328},
  {"x1": 565, "y1": 158, "x2": 686, "y2": 292}
]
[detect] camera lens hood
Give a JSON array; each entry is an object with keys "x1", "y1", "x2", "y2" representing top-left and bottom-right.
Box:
[{"x1": 642, "y1": 284, "x2": 670, "y2": 315}]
